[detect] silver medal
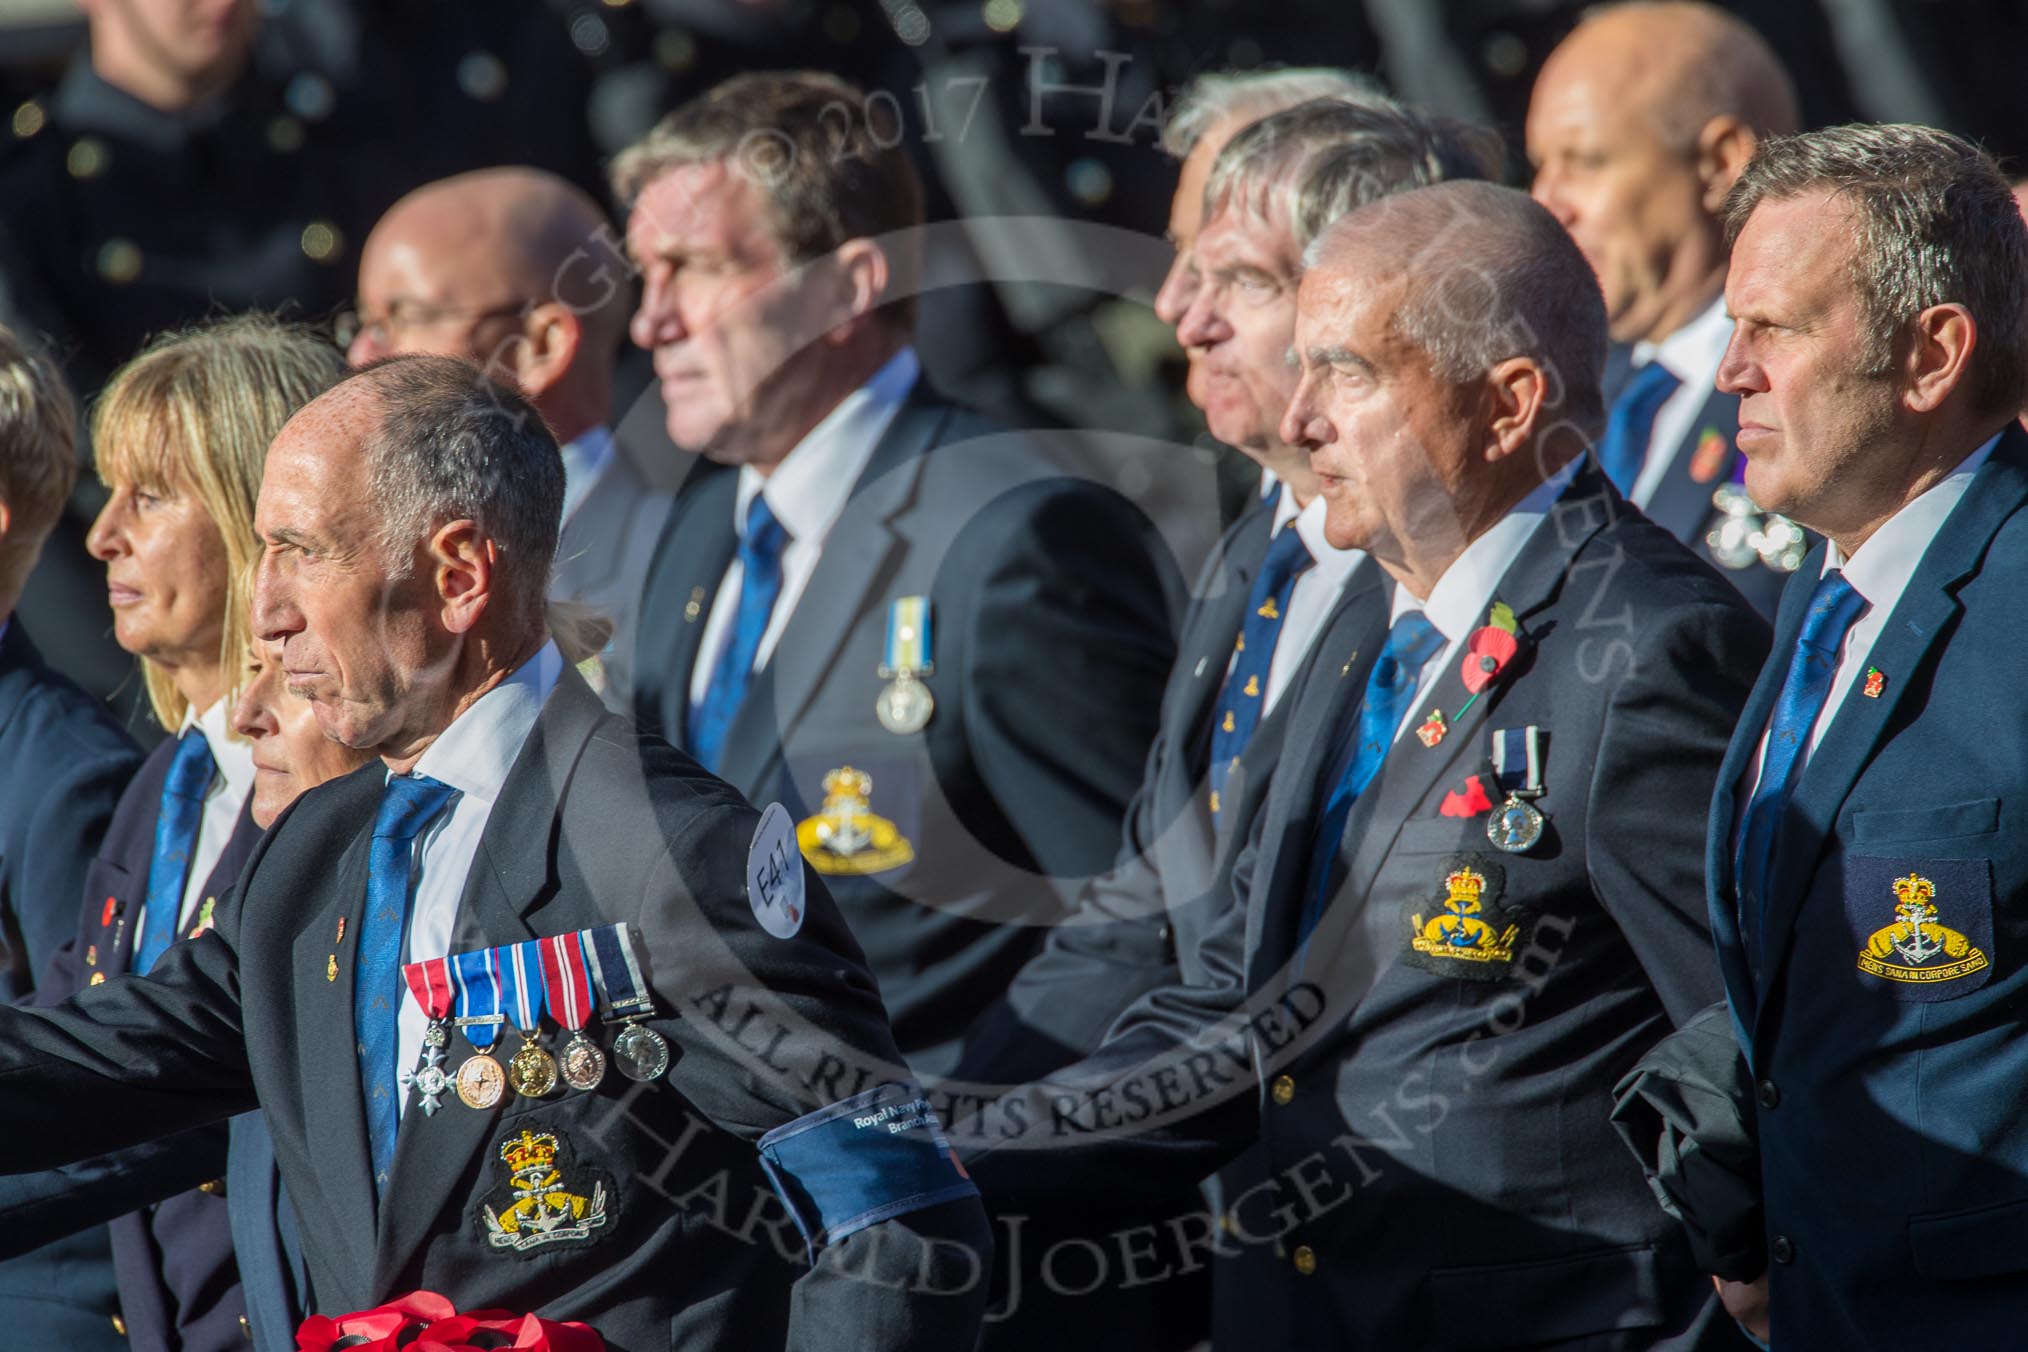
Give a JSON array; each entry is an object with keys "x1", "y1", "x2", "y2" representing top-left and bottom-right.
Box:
[
  {"x1": 876, "y1": 675, "x2": 934, "y2": 735},
  {"x1": 613, "y1": 1022, "x2": 671, "y2": 1082},
  {"x1": 1487, "y1": 795, "x2": 1546, "y2": 854}
]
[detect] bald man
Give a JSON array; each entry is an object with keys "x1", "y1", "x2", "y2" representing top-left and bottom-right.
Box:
[
  {"x1": 345, "y1": 167, "x2": 671, "y2": 707},
  {"x1": 1529, "y1": 1, "x2": 1802, "y2": 617}
]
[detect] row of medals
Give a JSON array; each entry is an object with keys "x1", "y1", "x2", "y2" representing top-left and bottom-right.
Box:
[{"x1": 411, "y1": 1014, "x2": 671, "y2": 1114}]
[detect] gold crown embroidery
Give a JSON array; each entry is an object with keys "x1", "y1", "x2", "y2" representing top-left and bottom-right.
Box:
[
  {"x1": 796, "y1": 766, "x2": 916, "y2": 875},
  {"x1": 1410, "y1": 865, "x2": 1519, "y2": 964},
  {"x1": 1858, "y1": 872, "x2": 1987, "y2": 984}
]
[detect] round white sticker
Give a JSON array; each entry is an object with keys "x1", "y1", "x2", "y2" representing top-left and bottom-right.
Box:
[{"x1": 746, "y1": 802, "x2": 806, "y2": 939}]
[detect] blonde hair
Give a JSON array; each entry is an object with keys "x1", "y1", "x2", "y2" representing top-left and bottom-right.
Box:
[
  {"x1": 0, "y1": 326, "x2": 79, "y2": 598},
  {"x1": 92, "y1": 314, "x2": 343, "y2": 730}
]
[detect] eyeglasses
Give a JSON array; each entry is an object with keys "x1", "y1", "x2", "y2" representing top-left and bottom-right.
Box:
[{"x1": 334, "y1": 299, "x2": 529, "y2": 351}]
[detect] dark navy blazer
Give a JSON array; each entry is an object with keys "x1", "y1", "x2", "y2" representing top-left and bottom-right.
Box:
[{"x1": 1708, "y1": 424, "x2": 2028, "y2": 1348}]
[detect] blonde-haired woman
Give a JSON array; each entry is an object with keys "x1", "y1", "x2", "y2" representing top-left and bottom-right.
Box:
[{"x1": 55, "y1": 313, "x2": 341, "y2": 1352}]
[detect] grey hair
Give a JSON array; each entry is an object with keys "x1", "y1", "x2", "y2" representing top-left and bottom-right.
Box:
[
  {"x1": 1160, "y1": 68, "x2": 1381, "y2": 159},
  {"x1": 348, "y1": 355, "x2": 565, "y2": 619},
  {"x1": 1309, "y1": 182, "x2": 1608, "y2": 430},
  {"x1": 1204, "y1": 96, "x2": 1508, "y2": 253},
  {"x1": 1723, "y1": 122, "x2": 2028, "y2": 418}
]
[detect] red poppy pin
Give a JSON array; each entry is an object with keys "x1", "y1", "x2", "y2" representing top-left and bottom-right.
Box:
[
  {"x1": 1863, "y1": 666, "x2": 1885, "y2": 699},
  {"x1": 1417, "y1": 709, "x2": 1449, "y2": 748},
  {"x1": 1690, "y1": 426, "x2": 1730, "y2": 484},
  {"x1": 1440, "y1": 775, "x2": 1495, "y2": 818},
  {"x1": 1462, "y1": 603, "x2": 1521, "y2": 694},
  {"x1": 100, "y1": 896, "x2": 118, "y2": 928}
]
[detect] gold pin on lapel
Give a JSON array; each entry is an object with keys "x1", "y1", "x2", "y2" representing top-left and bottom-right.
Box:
[
  {"x1": 1340, "y1": 651, "x2": 1359, "y2": 677},
  {"x1": 327, "y1": 954, "x2": 338, "y2": 983},
  {"x1": 335, "y1": 917, "x2": 346, "y2": 944},
  {"x1": 684, "y1": 585, "x2": 706, "y2": 622}
]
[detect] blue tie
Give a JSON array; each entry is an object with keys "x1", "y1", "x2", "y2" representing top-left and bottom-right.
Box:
[
  {"x1": 1298, "y1": 610, "x2": 1447, "y2": 951},
  {"x1": 689, "y1": 494, "x2": 791, "y2": 772},
  {"x1": 134, "y1": 730, "x2": 217, "y2": 974},
  {"x1": 1733, "y1": 571, "x2": 1867, "y2": 979},
  {"x1": 1598, "y1": 360, "x2": 1682, "y2": 496},
  {"x1": 356, "y1": 772, "x2": 457, "y2": 1195},
  {"x1": 1207, "y1": 519, "x2": 1315, "y2": 817}
]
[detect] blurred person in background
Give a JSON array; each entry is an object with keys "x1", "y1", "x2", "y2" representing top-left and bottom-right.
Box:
[
  {"x1": 1528, "y1": 0, "x2": 1803, "y2": 617},
  {"x1": 0, "y1": 324, "x2": 141, "y2": 1351},
  {"x1": 343, "y1": 167, "x2": 670, "y2": 708},
  {"x1": 30, "y1": 314, "x2": 343, "y2": 1352}
]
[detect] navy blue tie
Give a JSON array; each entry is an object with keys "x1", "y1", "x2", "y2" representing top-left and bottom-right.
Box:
[
  {"x1": 1297, "y1": 610, "x2": 1446, "y2": 951},
  {"x1": 1207, "y1": 519, "x2": 1315, "y2": 817},
  {"x1": 689, "y1": 494, "x2": 790, "y2": 772},
  {"x1": 1733, "y1": 571, "x2": 1867, "y2": 978},
  {"x1": 356, "y1": 772, "x2": 457, "y2": 1195},
  {"x1": 1598, "y1": 360, "x2": 1682, "y2": 496},
  {"x1": 134, "y1": 730, "x2": 217, "y2": 974}
]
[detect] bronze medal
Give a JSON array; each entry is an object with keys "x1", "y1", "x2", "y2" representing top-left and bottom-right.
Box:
[{"x1": 455, "y1": 1052, "x2": 507, "y2": 1109}]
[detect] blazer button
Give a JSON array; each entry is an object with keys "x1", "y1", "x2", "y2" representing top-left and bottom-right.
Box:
[
  {"x1": 1271, "y1": 1075, "x2": 1295, "y2": 1106},
  {"x1": 112, "y1": 1314, "x2": 127, "y2": 1336},
  {"x1": 1758, "y1": 1080, "x2": 1780, "y2": 1109},
  {"x1": 198, "y1": 1178, "x2": 225, "y2": 1195},
  {"x1": 1292, "y1": 1244, "x2": 1318, "y2": 1275},
  {"x1": 1771, "y1": 1234, "x2": 1795, "y2": 1265},
  {"x1": 240, "y1": 1314, "x2": 253, "y2": 1340}
]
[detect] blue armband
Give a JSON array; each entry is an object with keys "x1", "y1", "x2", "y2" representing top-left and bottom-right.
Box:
[{"x1": 757, "y1": 1080, "x2": 978, "y2": 1260}]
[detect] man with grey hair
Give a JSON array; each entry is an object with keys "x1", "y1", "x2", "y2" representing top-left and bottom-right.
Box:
[
  {"x1": 1686, "y1": 122, "x2": 2028, "y2": 1348},
  {"x1": 1529, "y1": 0, "x2": 1803, "y2": 615},
  {"x1": 964, "y1": 181, "x2": 1767, "y2": 1350},
  {"x1": 1152, "y1": 68, "x2": 1376, "y2": 411},
  {"x1": 0, "y1": 355, "x2": 993, "y2": 1349}
]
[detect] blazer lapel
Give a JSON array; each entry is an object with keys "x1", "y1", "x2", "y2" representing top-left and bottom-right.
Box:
[
  {"x1": 1642, "y1": 386, "x2": 1738, "y2": 541},
  {"x1": 712, "y1": 393, "x2": 945, "y2": 795},
  {"x1": 371, "y1": 671, "x2": 604, "y2": 1290},
  {"x1": 1173, "y1": 499, "x2": 1275, "y2": 776},
  {"x1": 644, "y1": 465, "x2": 739, "y2": 753},
  {"x1": 1753, "y1": 430, "x2": 2028, "y2": 1033}
]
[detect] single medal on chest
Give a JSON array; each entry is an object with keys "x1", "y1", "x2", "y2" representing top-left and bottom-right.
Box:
[
  {"x1": 1486, "y1": 725, "x2": 1548, "y2": 855},
  {"x1": 540, "y1": 930, "x2": 606, "y2": 1091},
  {"x1": 398, "y1": 955, "x2": 455, "y2": 1116},
  {"x1": 584, "y1": 921, "x2": 671, "y2": 1083},
  {"x1": 451, "y1": 947, "x2": 509, "y2": 1110},
  {"x1": 501, "y1": 939, "x2": 558, "y2": 1098}
]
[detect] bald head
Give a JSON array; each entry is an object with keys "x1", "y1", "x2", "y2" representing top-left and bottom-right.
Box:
[
  {"x1": 351, "y1": 167, "x2": 627, "y2": 442},
  {"x1": 1528, "y1": 2, "x2": 1797, "y2": 344}
]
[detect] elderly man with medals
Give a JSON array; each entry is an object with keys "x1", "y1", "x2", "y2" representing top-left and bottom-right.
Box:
[{"x1": 0, "y1": 356, "x2": 991, "y2": 1351}]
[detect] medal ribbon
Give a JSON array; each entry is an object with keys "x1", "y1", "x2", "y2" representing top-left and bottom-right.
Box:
[
  {"x1": 1491, "y1": 726, "x2": 1542, "y2": 796},
  {"x1": 401, "y1": 955, "x2": 453, "y2": 1021},
  {"x1": 499, "y1": 939, "x2": 546, "y2": 1039},
  {"x1": 583, "y1": 922, "x2": 655, "y2": 1017},
  {"x1": 450, "y1": 947, "x2": 504, "y2": 1052},
  {"x1": 882, "y1": 596, "x2": 932, "y2": 675},
  {"x1": 539, "y1": 932, "x2": 595, "y2": 1034}
]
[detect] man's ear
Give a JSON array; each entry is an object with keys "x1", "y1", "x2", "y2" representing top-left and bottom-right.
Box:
[
  {"x1": 1901, "y1": 303, "x2": 1978, "y2": 416},
  {"x1": 1695, "y1": 114, "x2": 1760, "y2": 214},
  {"x1": 429, "y1": 520, "x2": 495, "y2": 634},
  {"x1": 821, "y1": 239, "x2": 891, "y2": 346},
  {"x1": 1483, "y1": 357, "x2": 1548, "y2": 463},
  {"x1": 508, "y1": 302, "x2": 581, "y2": 401}
]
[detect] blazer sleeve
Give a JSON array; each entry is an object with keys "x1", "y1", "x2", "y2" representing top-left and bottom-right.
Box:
[
  {"x1": 1589, "y1": 594, "x2": 1772, "y2": 1025},
  {"x1": 953, "y1": 478, "x2": 1180, "y2": 895},
  {"x1": 0, "y1": 1129, "x2": 224, "y2": 1257}
]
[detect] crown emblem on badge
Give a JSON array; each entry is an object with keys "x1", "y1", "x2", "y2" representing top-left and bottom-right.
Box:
[
  {"x1": 1859, "y1": 871, "x2": 1987, "y2": 985},
  {"x1": 501, "y1": 1130, "x2": 560, "y2": 1172},
  {"x1": 796, "y1": 766, "x2": 916, "y2": 875},
  {"x1": 1444, "y1": 866, "x2": 1486, "y2": 910},
  {"x1": 1409, "y1": 858, "x2": 1518, "y2": 967},
  {"x1": 1892, "y1": 873, "x2": 1934, "y2": 908}
]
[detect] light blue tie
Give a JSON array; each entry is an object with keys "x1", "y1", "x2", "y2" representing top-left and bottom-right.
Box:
[
  {"x1": 1207, "y1": 516, "x2": 1315, "y2": 817},
  {"x1": 1298, "y1": 611, "x2": 1447, "y2": 952},
  {"x1": 356, "y1": 772, "x2": 457, "y2": 1196},
  {"x1": 689, "y1": 494, "x2": 790, "y2": 772},
  {"x1": 135, "y1": 730, "x2": 216, "y2": 974},
  {"x1": 1598, "y1": 360, "x2": 1682, "y2": 496},
  {"x1": 1733, "y1": 571, "x2": 1866, "y2": 982}
]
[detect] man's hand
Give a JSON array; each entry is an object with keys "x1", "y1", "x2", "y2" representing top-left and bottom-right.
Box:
[{"x1": 1714, "y1": 1272, "x2": 1770, "y2": 1342}]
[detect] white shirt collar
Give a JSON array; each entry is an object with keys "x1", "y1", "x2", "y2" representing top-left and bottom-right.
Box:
[
  {"x1": 558, "y1": 425, "x2": 615, "y2": 527},
  {"x1": 1269, "y1": 481, "x2": 1301, "y2": 534},
  {"x1": 1390, "y1": 460, "x2": 1581, "y2": 640},
  {"x1": 181, "y1": 697, "x2": 256, "y2": 805},
  {"x1": 1259, "y1": 467, "x2": 1281, "y2": 500},
  {"x1": 1287, "y1": 491, "x2": 1365, "y2": 590},
  {"x1": 733, "y1": 347, "x2": 920, "y2": 543},
  {"x1": 404, "y1": 641, "x2": 564, "y2": 805},
  {"x1": 1823, "y1": 432, "x2": 2001, "y2": 608},
  {"x1": 1633, "y1": 293, "x2": 1731, "y2": 383}
]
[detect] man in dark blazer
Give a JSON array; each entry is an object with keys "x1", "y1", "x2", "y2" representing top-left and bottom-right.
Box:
[
  {"x1": 1699, "y1": 125, "x2": 2028, "y2": 1348},
  {"x1": 621, "y1": 73, "x2": 1178, "y2": 1078},
  {"x1": 964, "y1": 183, "x2": 1768, "y2": 1350},
  {"x1": 0, "y1": 357, "x2": 991, "y2": 1351},
  {"x1": 1528, "y1": 1, "x2": 1803, "y2": 616},
  {"x1": 0, "y1": 327, "x2": 143, "y2": 1350}
]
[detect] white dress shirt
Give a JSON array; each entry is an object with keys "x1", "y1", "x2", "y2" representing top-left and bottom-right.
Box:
[
  {"x1": 1231, "y1": 488, "x2": 1369, "y2": 715},
  {"x1": 1744, "y1": 434, "x2": 1998, "y2": 789},
  {"x1": 558, "y1": 424, "x2": 616, "y2": 530},
  {"x1": 688, "y1": 348, "x2": 920, "y2": 705},
  {"x1": 392, "y1": 640, "x2": 563, "y2": 1119},
  {"x1": 132, "y1": 698, "x2": 256, "y2": 944},
  {"x1": 1627, "y1": 296, "x2": 1733, "y2": 509},
  {"x1": 1388, "y1": 461, "x2": 1581, "y2": 742}
]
